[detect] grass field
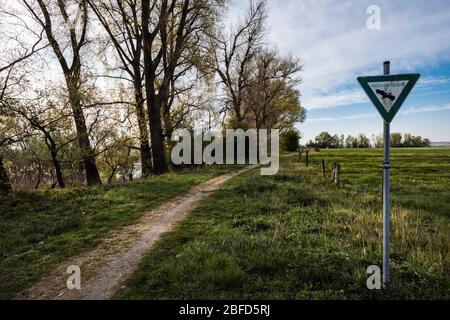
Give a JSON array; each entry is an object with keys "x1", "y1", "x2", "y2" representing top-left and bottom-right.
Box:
[
  {"x1": 115, "y1": 148, "x2": 449, "y2": 299},
  {"x1": 0, "y1": 165, "x2": 242, "y2": 299}
]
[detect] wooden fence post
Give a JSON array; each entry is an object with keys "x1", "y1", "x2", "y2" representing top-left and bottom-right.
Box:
[
  {"x1": 335, "y1": 164, "x2": 340, "y2": 185},
  {"x1": 331, "y1": 162, "x2": 336, "y2": 182},
  {"x1": 306, "y1": 150, "x2": 309, "y2": 167},
  {"x1": 331, "y1": 162, "x2": 340, "y2": 184},
  {"x1": 322, "y1": 159, "x2": 326, "y2": 178}
]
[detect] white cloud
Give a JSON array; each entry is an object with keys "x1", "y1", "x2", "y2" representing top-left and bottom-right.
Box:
[
  {"x1": 417, "y1": 76, "x2": 450, "y2": 87},
  {"x1": 303, "y1": 89, "x2": 367, "y2": 110},
  {"x1": 306, "y1": 103, "x2": 450, "y2": 124},
  {"x1": 401, "y1": 103, "x2": 450, "y2": 115},
  {"x1": 222, "y1": 1, "x2": 450, "y2": 114},
  {"x1": 266, "y1": 0, "x2": 450, "y2": 99},
  {"x1": 415, "y1": 89, "x2": 450, "y2": 97},
  {"x1": 307, "y1": 112, "x2": 376, "y2": 122},
  {"x1": 306, "y1": 102, "x2": 450, "y2": 124}
]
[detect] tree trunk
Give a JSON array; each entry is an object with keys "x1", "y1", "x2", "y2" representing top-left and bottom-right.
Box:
[
  {"x1": 234, "y1": 102, "x2": 243, "y2": 124},
  {"x1": 0, "y1": 156, "x2": 12, "y2": 195},
  {"x1": 43, "y1": 134, "x2": 66, "y2": 188},
  {"x1": 163, "y1": 108, "x2": 176, "y2": 158},
  {"x1": 147, "y1": 96, "x2": 168, "y2": 175},
  {"x1": 50, "y1": 150, "x2": 65, "y2": 188},
  {"x1": 142, "y1": 0, "x2": 168, "y2": 176},
  {"x1": 107, "y1": 168, "x2": 117, "y2": 184},
  {"x1": 35, "y1": 162, "x2": 43, "y2": 189},
  {"x1": 67, "y1": 82, "x2": 102, "y2": 186},
  {"x1": 133, "y1": 78, "x2": 153, "y2": 178}
]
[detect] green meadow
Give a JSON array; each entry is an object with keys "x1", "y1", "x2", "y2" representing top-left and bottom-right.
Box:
[
  {"x1": 115, "y1": 148, "x2": 449, "y2": 299},
  {"x1": 1, "y1": 148, "x2": 448, "y2": 299}
]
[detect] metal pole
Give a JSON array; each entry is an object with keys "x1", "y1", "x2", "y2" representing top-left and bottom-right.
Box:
[{"x1": 382, "y1": 61, "x2": 391, "y2": 286}]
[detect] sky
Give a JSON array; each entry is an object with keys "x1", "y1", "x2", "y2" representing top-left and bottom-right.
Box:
[
  {"x1": 231, "y1": 0, "x2": 450, "y2": 143},
  {"x1": 4, "y1": 1, "x2": 449, "y2": 143}
]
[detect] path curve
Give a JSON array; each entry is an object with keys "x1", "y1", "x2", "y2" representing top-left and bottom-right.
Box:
[{"x1": 16, "y1": 166, "x2": 255, "y2": 300}]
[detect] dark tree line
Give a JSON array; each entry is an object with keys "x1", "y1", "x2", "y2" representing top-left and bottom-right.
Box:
[{"x1": 307, "y1": 131, "x2": 431, "y2": 149}]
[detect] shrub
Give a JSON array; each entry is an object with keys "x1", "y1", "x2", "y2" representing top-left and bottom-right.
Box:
[{"x1": 281, "y1": 129, "x2": 301, "y2": 152}]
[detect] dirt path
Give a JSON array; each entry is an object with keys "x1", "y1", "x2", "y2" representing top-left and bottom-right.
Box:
[{"x1": 16, "y1": 166, "x2": 255, "y2": 300}]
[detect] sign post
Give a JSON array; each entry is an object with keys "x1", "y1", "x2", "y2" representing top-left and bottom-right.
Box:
[
  {"x1": 357, "y1": 62, "x2": 420, "y2": 287},
  {"x1": 382, "y1": 61, "x2": 391, "y2": 286}
]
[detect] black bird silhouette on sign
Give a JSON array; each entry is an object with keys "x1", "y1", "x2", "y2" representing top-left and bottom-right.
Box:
[{"x1": 376, "y1": 89, "x2": 395, "y2": 101}]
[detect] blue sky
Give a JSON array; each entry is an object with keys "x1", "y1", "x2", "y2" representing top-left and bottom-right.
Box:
[{"x1": 232, "y1": 0, "x2": 450, "y2": 142}]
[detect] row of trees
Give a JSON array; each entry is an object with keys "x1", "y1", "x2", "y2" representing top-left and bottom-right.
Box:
[
  {"x1": 0, "y1": 0, "x2": 305, "y2": 193},
  {"x1": 372, "y1": 133, "x2": 431, "y2": 148},
  {"x1": 307, "y1": 132, "x2": 431, "y2": 149}
]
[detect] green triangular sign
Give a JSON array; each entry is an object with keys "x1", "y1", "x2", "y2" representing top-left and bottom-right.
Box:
[{"x1": 357, "y1": 74, "x2": 420, "y2": 123}]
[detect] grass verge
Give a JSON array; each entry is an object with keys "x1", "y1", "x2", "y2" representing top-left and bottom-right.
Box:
[{"x1": 0, "y1": 165, "x2": 242, "y2": 299}]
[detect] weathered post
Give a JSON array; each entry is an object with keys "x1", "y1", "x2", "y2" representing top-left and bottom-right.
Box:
[
  {"x1": 305, "y1": 150, "x2": 309, "y2": 167},
  {"x1": 322, "y1": 159, "x2": 326, "y2": 178},
  {"x1": 382, "y1": 61, "x2": 391, "y2": 287},
  {"x1": 331, "y1": 162, "x2": 336, "y2": 183},
  {"x1": 335, "y1": 163, "x2": 340, "y2": 185},
  {"x1": 331, "y1": 162, "x2": 340, "y2": 185}
]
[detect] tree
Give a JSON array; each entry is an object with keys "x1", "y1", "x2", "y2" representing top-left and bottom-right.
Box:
[
  {"x1": 9, "y1": 136, "x2": 55, "y2": 189},
  {"x1": 390, "y1": 132, "x2": 402, "y2": 147},
  {"x1": 100, "y1": 136, "x2": 135, "y2": 183},
  {"x1": 0, "y1": 71, "x2": 16, "y2": 194},
  {"x1": 0, "y1": 11, "x2": 47, "y2": 194},
  {"x1": 244, "y1": 49, "x2": 305, "y2": 130},
  {"x1": 372, "y1": 134, "x2": 383, "y2": 148},
  {"x1": 422, "y1": 138, "x2": 431, "y2": 147},
  {"x1": 3, "y1": 93, "x2": 76, "y2": 188},
  {"x1": 344, "y1": 134, "x2": 370, "y2": 148},
  {"x1": 356, "y1": 134, "x2": 370, "y2": 148},
  {"x1": 141, "y1": 0, "x2": 222, "y2": 174},
  {"x1": 345, "y1": 135, "x2": 356, "y2": 148},
  {"x1": 87, "y1": 0, "x2": 153, "y2": 177},
  {"x1": 212, "y1": 0, "x2": 267, "y2": 125},
  {"x1": 22, "y1": 0, "x2": 102, "y2": 185},
  {"x1": 0, "y1": 107, "x2": 30, "y2": 193},
  {"x1": 0, "y1": 153, "x2": 10, "y2": 195},
  {"x1": 313, "y1": 132, "x2": 339, "y2": 148},
  {"x1": 0, "y1": 112, "x2": 15, "y2": 194},
  {"x1": 402, "y1": 133, "x2": 431, "y2": 147},
  {"x1": 280, "y1": 129, "x2": 301, "y2": 152}
]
